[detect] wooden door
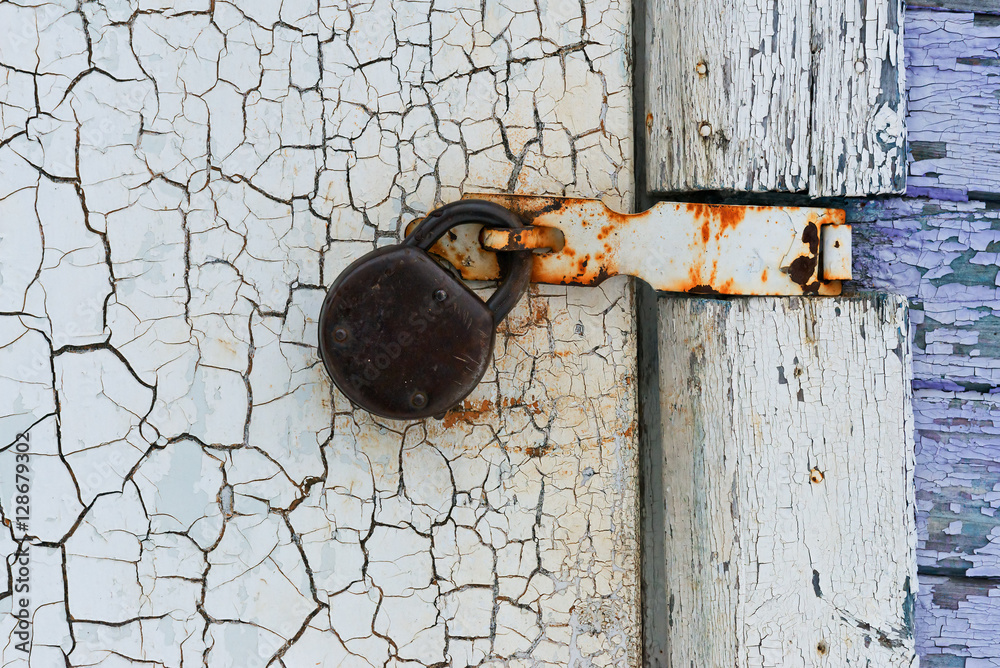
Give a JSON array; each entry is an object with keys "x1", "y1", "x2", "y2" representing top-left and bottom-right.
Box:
[
  {"x1": 0, "y1": 1, "x2": 639, "y2": 666},
  {"x1": 1, "y1": 0, "x2": 976, "y2": 666}
]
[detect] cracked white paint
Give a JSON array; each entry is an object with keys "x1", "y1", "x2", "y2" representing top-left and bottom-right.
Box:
[
  {"x1": 651, "y1": 296, "x2": 918, "y2": 666},
  {"x1": 644, "y1": 0, "x2": 906, "y2": 196},
  {"x1": 0, "y1": 0, "x2": 637, "y2": 666}
]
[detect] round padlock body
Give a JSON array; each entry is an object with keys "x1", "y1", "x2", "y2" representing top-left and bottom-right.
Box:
[{"x1": 318, "y1": 245, "x2": 495, "y2": 420}]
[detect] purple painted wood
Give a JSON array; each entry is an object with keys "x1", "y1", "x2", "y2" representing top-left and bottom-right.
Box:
[
  {"x1": 850, "y1": 198, "x2": 1000, "y2": 391},
  {"x1": 912, "y1": 391, "x2": 1000, "y2": 576},
  {"x1": 850, "y1": 198, "x2": 1000, "y2": 611},
  {"x1": 849, "y1": 8, "x2": 1000, "y2": 662},
  {"x1": 907, "y1": 12, "x2": 1000, "y2": 202},
  {"x1": 918, "y1": 575, "x2": 1000, "y2": 666}
]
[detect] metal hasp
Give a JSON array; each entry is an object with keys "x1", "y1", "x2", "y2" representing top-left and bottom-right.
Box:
[
  {"x1": 317, "y1": 200, "x2": 532, "y2": 420},
  {"x1": 406, "y1": 194, "x2": 851, "y2": 296}
]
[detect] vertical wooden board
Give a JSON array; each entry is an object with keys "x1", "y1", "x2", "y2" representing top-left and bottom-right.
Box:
[
  {"x1": 643, "y1": 0, "x2": 812, "y2": 193},
  {"x1": 650, "y1": 296, "x2": 917, "y2": 666},
  {"x1": 810, "y1": 0, "x2": 906, "y2": 196},
  {"x1": 644, "y1": 0, "x2": 905, "y2": 196},
  {"x1": 0, "y1": 1, "x2": 640, "y2": 666},
  {"x1": 906, "y1": 10, "x2": 1000, "y2": 201},
  {"x1": 917, "y1": 575, "x2": 1000, "y2": 666}
]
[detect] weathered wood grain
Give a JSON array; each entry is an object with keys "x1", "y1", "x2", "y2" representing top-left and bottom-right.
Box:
[
  {"x1": 917, "y1": 575, "x2": 1000, "y2": 666},
  {"x1": 644, "y1": 0, "x2": 905, "y2": 196},
  {"x1": 906, "y1": 10, "x2": 1000, "y2": 201},
  {"x1": 854, "y1": 9, "x2": 1000, "y2": 664},
  {"x1": 649, "y1": 296, "x2": 917, "y2": 666},
  {"x1": 810, "y1": 0, "x2": 907, "y2": 196},
  {"x1": 849, "y1": 198, "x2": 1000, "y2": 576},
  {"x1": 849, "y1": 198, "x2": 1000, "y2": 389},
  {"x1": 913, "y1": 390, "x2": 1000, "y2": 576},
  {"x1": 908, "y1": 1, "x2": 1000, "y2": 16}
]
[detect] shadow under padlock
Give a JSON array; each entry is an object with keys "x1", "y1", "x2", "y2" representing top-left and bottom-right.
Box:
[{"x1": 317, "y1": 199, "x2": 533, "y2": 421}]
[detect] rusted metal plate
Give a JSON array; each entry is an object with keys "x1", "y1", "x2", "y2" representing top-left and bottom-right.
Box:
[
  {"x1": 481, "y1": 225, "x2": 565, "y2": 253},
  {"x1": 406, "y1": 195, "x2": 849, "y2": 296}
]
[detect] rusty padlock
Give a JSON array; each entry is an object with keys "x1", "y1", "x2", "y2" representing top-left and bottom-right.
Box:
[{"x1": 317, "y1": 200, "x2": 532, "y2": 420}]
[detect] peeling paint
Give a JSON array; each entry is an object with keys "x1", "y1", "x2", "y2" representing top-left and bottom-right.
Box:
[
  {"x1": 644, "y1": 0, "x2": 906, "y2": 196},
  {"x1": 905, "y1": 10, "x2": 1000, "y2": 201}
]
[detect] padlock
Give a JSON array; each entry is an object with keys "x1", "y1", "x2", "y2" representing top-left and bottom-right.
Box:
[{"x1": 317, "y1": 200, "x2": 533, "y2": 420}]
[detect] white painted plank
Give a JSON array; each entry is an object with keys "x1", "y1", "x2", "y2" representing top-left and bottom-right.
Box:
[
  {"x1": 0, "y1": 1, "x2": 640, "y2": 666},
  {"x1": 809, "y1": 0, "x2": 906, "y2": 195},
  {"x1": 649, "y1": 295, "x2": 917, "y2": 666},
  {"x1": 644, "y1": 0, "x2": 905, "y2": 196}
]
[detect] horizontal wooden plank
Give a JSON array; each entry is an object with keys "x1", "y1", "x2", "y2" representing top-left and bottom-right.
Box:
[
  {"x1": 908, "y1": 1, "x2": 1000, "y2": 15},
  {"x1": 644, "y1": 0, "x2": 905, "y2": 196},
  {"x1": 913, "y1": 390, "x2": 1000, "y2": 575},
  {"x1": 917, "y1": 575, "x2": 1000, "y2": 665},
  {"x1": 849, "y1": 197, "x2": 1000, "y2": 389},
  {"x1": 906, "y1": 10, "x2": 1000, "y2": 201}
]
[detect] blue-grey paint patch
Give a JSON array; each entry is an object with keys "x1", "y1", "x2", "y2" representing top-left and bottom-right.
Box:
[
  {"x1": 975, "y1": 13, "x2": 1000, "y2": 27},
  {"x1": 909, "y1": 0, "x2": 1000, "y2": 13},
  {"x1": 910, "y1": 141, "x2": 948, "y2": 162},
  {"x1": 930, "y1": 576, "x2": 1000, "y2": 611},
  {"x1": 903, "y1": 576, "x2": 915, "y2": 637}
]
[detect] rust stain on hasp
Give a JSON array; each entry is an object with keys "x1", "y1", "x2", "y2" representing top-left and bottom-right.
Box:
[
  {"x1": 662, "y1": 202, "x2": 751, "y2": 294},
  {"x1": 480, "y1": 226, "x2": 565, "y2": 253},
  {"x1": 405, "y1": 194, "x2": 846, "y2": 295},
  {"x1": 483, "y1": 194, "x2": 627, "y2": 287}
]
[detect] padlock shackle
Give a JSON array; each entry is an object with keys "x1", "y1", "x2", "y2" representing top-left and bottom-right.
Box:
[{"x1": 403, "y1": 200, "x2": 532, "y2": 324}]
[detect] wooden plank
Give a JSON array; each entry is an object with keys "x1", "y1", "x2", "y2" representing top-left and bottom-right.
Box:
[
  {"x1": 850, "y1": 197, "x2": 1000, "y2": 575},
  {"x1": 913, "y1": 390, "x2": 1000, "y2": 576},
  {"x1": 908, "y1": 1, "x2": 1000, "y2": 15},
  {"x1": 906, "y1": 10, "x2": 1000, "y2": 201},
  {"x1": 850, "y1": 197, "x2": 1000, "y2": 389},
  {"x1": 648, "y1": 295, "x2": 917, "y2": 666},
  {"x1": 810, "y1": 0, "x2": 907, "y2": 196},
  {"x1": 644, "y1": 0, "x2": 905, "y2": 196},
  {"x1": 917, "y1": 575, "x2": 1000, "y2": 665}
]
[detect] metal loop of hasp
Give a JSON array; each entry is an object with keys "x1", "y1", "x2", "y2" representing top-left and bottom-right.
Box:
[{"x1": 404, "y1": 199, "x2": 533, "y2": 324}]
